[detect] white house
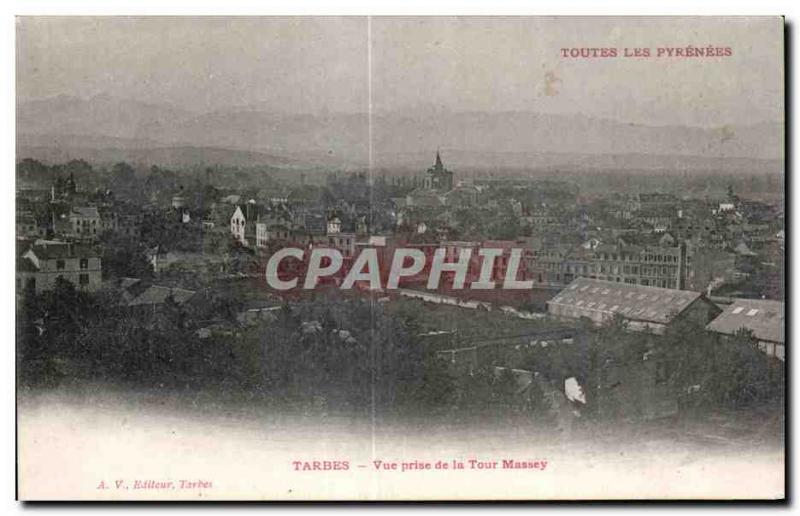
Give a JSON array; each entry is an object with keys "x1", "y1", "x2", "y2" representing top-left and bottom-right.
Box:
[
  {"x1": 327, "y1": 216, "x2": 342, "y2": 235},
  {"x1": 230, "y1": 206, "x2": 248, "y2": 245}
]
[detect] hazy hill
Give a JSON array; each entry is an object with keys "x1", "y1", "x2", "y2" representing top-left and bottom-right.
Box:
[
  {"x1": 17, "y1": 95, "x2": 784, "y2": 171},
  {"x1": 15, "y1": 142, "x2": 298, "y2": 169},
  {"x1": 17, "y1": 94, "x2": 193, "y2": 141}
]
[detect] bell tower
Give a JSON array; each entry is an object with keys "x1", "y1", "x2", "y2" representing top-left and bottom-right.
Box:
[{"x1": 426, "y1": 149, "x2": 454, "y2": 191}]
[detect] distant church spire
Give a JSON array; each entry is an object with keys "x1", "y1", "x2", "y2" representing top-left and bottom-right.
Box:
[{"x1": 425, "y1": 148, "x2": 453, "y2": 191}]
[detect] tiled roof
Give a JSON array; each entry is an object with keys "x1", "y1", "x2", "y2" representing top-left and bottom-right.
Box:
[
  {"x1": 706, "y1": 298, "x2": 784, "y2": 344},
  {"x1": 27, "y1": 242, "x2": 98, "y2": 260},
  {"x1": 17, "y1": 257, "x2": 39, "y2": 273},
  {"x1": 71, "y1": 206, "x2": 100, "y2": 218},
  {"x1": 119, "y1": 277, "x2": 141, "y2": 289},
  {"x1": 548, "y1": 277, "x2": 702, "y2": 325}
]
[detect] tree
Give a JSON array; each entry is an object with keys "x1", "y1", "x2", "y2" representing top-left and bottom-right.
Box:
[
  {"x1": 112, "y1": 162, "x2": 135, "y2": 181},
  {"x1": 111, "y1": 162, "x2": 137, "y2": 196},
  {"x1": 407, "y1": 353, "x2": 455, "y2": 416},
  {"x1": 17, "y1": 158, "x2": 51, "y2": 183},
  {"x1": 64, "y1": 159, "x2": 92, "y2": 177},
  {"x1": 100, "y1": 235, "x2": 153, "y2": 279}
]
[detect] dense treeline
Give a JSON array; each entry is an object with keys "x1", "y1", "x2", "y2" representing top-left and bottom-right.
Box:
[
  {"x1": 17, "y1": 280, "x2": 459, "y2": 417},
  {"x1": 515, "y1": 314, "x2": 784, "y2": 418},
  {"x1": 17, "y1": 281, "x2": 783, "y2": 422}
]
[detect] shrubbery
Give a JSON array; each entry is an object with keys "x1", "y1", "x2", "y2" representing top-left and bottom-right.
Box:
[{"x1": 17, "y1": 282, "x2": 782, "y2": 421}]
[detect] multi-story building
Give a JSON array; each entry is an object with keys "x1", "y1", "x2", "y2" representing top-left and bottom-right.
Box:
[
  {"x1": 527, "y1": 246, "x2": 570, "y2": 285},
  {"x1": 318, "y1": 215, "x2": 356, "y2": 258},
  {"x1": 116, "y1": 212, "x2": 144, "y2": 238},
  {"x1": 229, "y1": 203, "x2": 263, "y2": 247},
  {"x1": 16, "y1": 211, "x2": 46, "y2": 239},
  {"x1": 591, "y1": 243, "x2": 685, "y2": 289},
  {"x1": 535, "y1": 241, "x2": 687, "y2": 290},
  {"x1": 255, "y1": 222, "x2": 293, "y2": 248},
  {"x1": 68, "y1": 206, "x2": 101, "y2": 241},
  {"x1": 17, "y1": 240, "x2": 102, "y2": 293}
]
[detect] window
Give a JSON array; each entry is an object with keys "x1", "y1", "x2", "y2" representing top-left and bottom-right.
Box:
[
  {"x1": 732, "y1": 306, "x2": 744, "y2": 314},
  {"x1": 746, "y1": 309, "x2": 759, "y2": 316},
  {"x1": 79, "y1": 274, "x2": 89, "y2": 285},
  {"x1": 56, "y1": 260, "x2": 65, "y2": 270},
  {"x1": 80, "y1": 258, "x2": 88, "y2": 270}
]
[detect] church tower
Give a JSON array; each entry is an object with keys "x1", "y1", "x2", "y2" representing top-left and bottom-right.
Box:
[{"x1": 426, "y1": 149, "x2": 454, "y2": 191}]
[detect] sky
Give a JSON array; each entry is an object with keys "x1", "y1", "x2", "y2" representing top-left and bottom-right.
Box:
[{"x1": 17, "y1": 16, "x2": 784, "y2": 127}]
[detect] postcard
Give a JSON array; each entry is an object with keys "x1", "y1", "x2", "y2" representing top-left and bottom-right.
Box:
[{"x1": 15, "y1": 16, "x2": 785, "y2": 500}]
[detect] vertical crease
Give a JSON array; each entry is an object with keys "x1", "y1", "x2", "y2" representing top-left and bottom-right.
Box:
[{"x1": 366, "y1": 14, "x2": 377, "y2": 501}]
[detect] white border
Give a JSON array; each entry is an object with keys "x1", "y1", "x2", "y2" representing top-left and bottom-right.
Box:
[{"x1": 2, "y1": 1, "x2": 795, "y2": 513}]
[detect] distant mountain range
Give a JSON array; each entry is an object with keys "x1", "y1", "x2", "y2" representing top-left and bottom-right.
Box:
[{"x1": 17, "y1": 94, "x2": 784, "y2": 172}]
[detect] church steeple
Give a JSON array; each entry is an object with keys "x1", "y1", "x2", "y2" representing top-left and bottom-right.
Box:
[
  {"x1": 425, "y1": 149, "x2": 454, "y2": 192},
  {"x1": 66, "y1": 172, "x2": 76, "y2": 194}
]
